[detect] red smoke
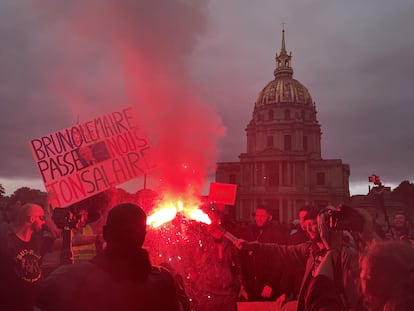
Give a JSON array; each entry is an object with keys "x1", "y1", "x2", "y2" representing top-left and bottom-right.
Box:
[{"x1": 30, "y1": 0, "x2": 226, "y2": 195}]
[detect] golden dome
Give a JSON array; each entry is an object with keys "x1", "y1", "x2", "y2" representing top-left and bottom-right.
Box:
[
  {"x1": 255, "y1": 77, "x2": 313, "y2": 107},
  {"x1": 255, "y1": 29, "x2": 313, "y2": 108}
]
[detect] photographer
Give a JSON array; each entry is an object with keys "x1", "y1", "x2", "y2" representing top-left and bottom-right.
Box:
[
  {"x1": 42, "y1": 205, "x2": 102, "y2": 270},
  {"x1": 235, "y1": 206, "x2": 360, "y2": 311},
  {"x1": 303, "y1": 207, "x2": 358, "y2": 311},
  {"x1": 303, "y1": 208, "x2": 414, "y2": 311}
]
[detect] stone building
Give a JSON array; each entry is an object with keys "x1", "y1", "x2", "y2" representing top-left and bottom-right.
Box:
[{"x1": 216, "y1": 30, "x2": 350, "y2": 224}]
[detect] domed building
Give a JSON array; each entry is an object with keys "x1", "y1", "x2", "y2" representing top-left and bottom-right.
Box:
[{"x1": 216, "y1": 29, "x2": 350, "y2": 223}]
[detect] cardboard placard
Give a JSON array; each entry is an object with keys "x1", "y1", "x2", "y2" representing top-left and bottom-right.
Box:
[
  {"x1": 208, "y1": 182, "x2": 237, "y2": 205},
  {"x1": 29, "y1": 107, "x2": 155, "y2": 207}
]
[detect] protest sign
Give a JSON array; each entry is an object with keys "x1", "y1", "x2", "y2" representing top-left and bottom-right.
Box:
[
  {"x1": 208, "y1": 182, "x2": 237, "y2": 205},
  {"x1": 29, "y1": 107, "x2": 155, "y2": 207}
]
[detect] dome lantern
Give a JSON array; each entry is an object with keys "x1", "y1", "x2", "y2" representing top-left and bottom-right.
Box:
[
  {"x1": 255, "y1": 29, "x2": 313, "y2": 108},
  {"x1": 274, "y1": 28, "x2": 293, "y2": 78}
]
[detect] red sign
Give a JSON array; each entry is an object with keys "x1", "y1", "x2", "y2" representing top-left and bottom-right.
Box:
[{"x1": 208, "y1": 182, "x2": 237, "y2": 205}]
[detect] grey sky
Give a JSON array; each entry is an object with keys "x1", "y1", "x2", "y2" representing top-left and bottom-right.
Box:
[{"x1": 1, "y1": 0, "x2": 413, "y2": 196}]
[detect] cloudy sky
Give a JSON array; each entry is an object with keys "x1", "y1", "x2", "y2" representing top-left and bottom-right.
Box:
[{"x1": 1, "y1": 0, "x2": 413, "y2": 197}]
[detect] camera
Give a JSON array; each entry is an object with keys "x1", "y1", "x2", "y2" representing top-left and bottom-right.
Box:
[
  {"x1": 368, "y1": 174, "x2": 381, "y2": 186},
  {"x1": 52, "y1": 207, "x2": 81, "y2": 229},
  {"x1": 324, "y1": 205, "x2": 364, "y2": 232}
]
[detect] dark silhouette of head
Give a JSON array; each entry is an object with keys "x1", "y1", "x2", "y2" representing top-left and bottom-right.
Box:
[
  {"x1": 103, "y1": 203, "x2": 147, "y2": 254},
  {"x1": 360, "y1": 241, "x2": 414, "y2": 311}
]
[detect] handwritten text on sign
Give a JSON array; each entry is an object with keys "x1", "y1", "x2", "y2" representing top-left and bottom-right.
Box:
[{"x1": 29, "y1": 107, "x2": 154, "y2": 207}]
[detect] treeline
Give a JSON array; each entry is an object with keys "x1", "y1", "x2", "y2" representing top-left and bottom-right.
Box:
[
  {"x1": 0, "y1": 184, "x2": 146, "y2": 224},
  {"x1": 1, "y1": 180, "x2": 413, "y2": 223}
]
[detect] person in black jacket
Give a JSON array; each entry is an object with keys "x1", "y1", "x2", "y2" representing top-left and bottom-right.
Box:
[
  {"x1": 35, "y1": 203, "x2": 181, "y2": 311},
  {"x1": 0, "y1": 203, "x2": 54, "y2": 311},
  {"x1": 236, "y1": 206, "x2": 360, "y2": 311},
  {"x1": 304, "y1": 210, "x2": 414, "y2": 311},
  {"x1": 238, "y1": 206, "x2": 288, "y2": 301}
]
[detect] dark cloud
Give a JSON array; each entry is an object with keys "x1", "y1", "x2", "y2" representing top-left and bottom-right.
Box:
[
  {"x1": 190, "y1": 0, "x2": 414, "y2": 193},
  {"x1": 1, "y1": 0, "x2": 414, "y2": 195},
  {"x1": 0, "y1": 0, "x2": 224, "y2": 195}
]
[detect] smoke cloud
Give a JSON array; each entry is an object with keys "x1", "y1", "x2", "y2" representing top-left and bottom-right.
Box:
[{"x1": 0, "y1": 0, "x2": 225, "y2": 195}]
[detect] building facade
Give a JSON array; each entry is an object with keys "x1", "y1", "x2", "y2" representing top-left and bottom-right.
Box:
[{"x1": 216, "y1": 30, "x2": 350, "y2": 224}]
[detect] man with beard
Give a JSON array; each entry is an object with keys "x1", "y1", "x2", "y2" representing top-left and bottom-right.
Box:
[
  {"x1": 0, "y1": 203, "x2": 52, "y2": 311},
  {"x1": 236, "y1": 206, "x2": 360, "y2": 311},
  {"x1": 238, "y1": 206, "x2": 288, "y2": 301},
  {"x1": 288, "y1": 206, "x2": 312, "y2": 245},
  {"x1": 189, "y1": 224, "x2": 247, "y2": 311},
  {"x1": 386, "y1": 210, "x2": 414, "y2": 242},
  {"x1": 298, "y1": 208, "x2": 414, "y2": 311}
]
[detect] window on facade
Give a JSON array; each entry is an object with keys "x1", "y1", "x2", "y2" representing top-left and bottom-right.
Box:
[
  {"x1": 229, "y1": 174, "x2": 236, "y2": 184},
  {"x1": 269, "y1": 173, "x2": 279, "y2": 186},
  {"x1": 267, "y1": 136, "x2": 274, "y2": 148},
  {"x1": 268, "y1": 110, "x2": 274, "y2": 121},
  {"x1": 256, "y1": 162, "x2": 263, "y2": 186},
  {"x1": 296, "y1": 200, "x2": 305, "y2": 212},
  {"x1": 316, "y1": 172, "x2": 326, "y2": 185},
  {"x1": 284, "y1": 135, "x2": 292, "y2": 151},
  {"x1": 281, "y1": 161, "x2": 288, "y2": 185},
  {"x1": 284, "y1": 109, "x2": 291, "y2": 120},
  {"x1": 244, "y1": 164, "x2": 253, "y2": 186},
  {"x1": 267, "y1": 199, "x2": 279, "y2": 210},
  {"x1": 301, "y1": 110, "x2": 306, "y2": 120},
  {"x1": 242, "y1": 200, "x2": 251, "y2": 220},
  {"x1": 265, "y1": 161, "x2": 278, "y2": 186},
  {"x1": 303, "y1": 136, "x2": 308, "y2": 151},
  {"x1": 315, "y1": 200, "x2": 328, "y2": 209}
]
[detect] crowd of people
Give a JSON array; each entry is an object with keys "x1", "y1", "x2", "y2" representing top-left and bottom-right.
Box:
[
  {"x1": 0, "y1": 199, "x2": 413, "y2": 311},
  {"x1": 233, "y1": 206, "x2": 414, "y2": 311}
]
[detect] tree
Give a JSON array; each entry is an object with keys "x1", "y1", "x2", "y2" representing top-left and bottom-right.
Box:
[
  {"x1": 8, "y1": 187, "x2": 47, "y2": 207},
  {"x1": 0, "y1": 184, "x2": 5, "y2": 198},
  {"x1": 70, "y1": 189, "x2": 114, "y2": 222},
  {"x1": 392, "y1": 180, "x2": 414, "y2": 211},
  {"x1": 0, "y1": 187, "x2": 46, "y2": 223}
]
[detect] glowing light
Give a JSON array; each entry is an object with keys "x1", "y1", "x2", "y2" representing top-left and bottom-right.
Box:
[
  {"x1": 146, "y1": 192, "x2": 211, "y2": 228},
  {"x1": 147, "y1": 206, "x2": 177, "y2": 228},
  {"x1": 188, "y1": 208, "x2": 211, "y2": 225}
]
